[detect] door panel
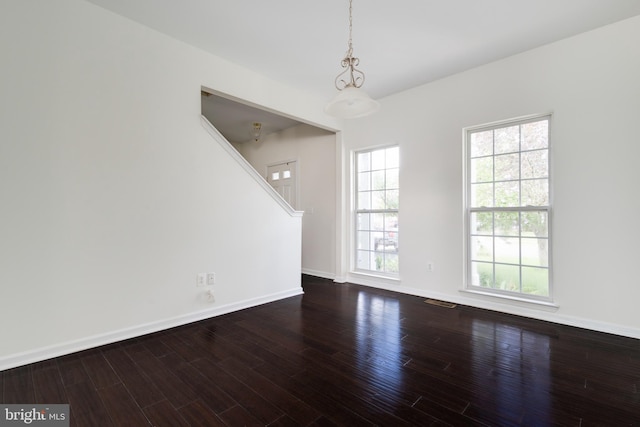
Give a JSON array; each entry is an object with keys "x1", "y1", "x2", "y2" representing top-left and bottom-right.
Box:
[{"x1": 267, "y1": 161, "x2": 297, "y2": 209}]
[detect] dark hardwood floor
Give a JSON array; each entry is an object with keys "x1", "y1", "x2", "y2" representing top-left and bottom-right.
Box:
[{"x1": 2, "y1": 275, "x2": 639, "y2": 426}]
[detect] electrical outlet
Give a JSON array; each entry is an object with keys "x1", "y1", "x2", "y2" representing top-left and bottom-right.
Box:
[
  {"x1": 427, "y1": 263, "x2": 434, "y2": 272},
  {"x1": 196, "y1": 273, "x2": 206, "y2": 287},
  {"x1": 206, "y1": 272, "x2": 216, "y2": 286}
]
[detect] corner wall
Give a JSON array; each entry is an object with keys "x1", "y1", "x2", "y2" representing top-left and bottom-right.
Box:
[
  {"x1": 0, "y1": 0, "x2": 333, "y2": 369},
  {"x1": 342, "y1": 16, "x2": 640, "y2": 338}
]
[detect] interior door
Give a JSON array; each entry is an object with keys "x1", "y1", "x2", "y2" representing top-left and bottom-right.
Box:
[{"x1": 267, "y1": 161, "x2": 297, "y2": 209}]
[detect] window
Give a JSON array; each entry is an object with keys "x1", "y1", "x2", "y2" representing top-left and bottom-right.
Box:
[
  {"x1": 465, "y1": 116, "x2": 551, "y2": 300},
  {"x1": 355, "y1": 146, "x2": 399, "y2": 275}
]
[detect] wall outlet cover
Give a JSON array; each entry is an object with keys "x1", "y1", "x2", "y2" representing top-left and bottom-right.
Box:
[
  {"x1": 197, "y1": 273, "x2": 206, "y2": 287},
  {"x1": 206, "y1": 272, "x2": 216, "y2": 286}
]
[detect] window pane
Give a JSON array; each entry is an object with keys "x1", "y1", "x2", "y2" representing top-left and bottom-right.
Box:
[
  {"x1": 372, "y1": 150, "x2": 385, "y2": 170},
  {"x1": 385, "y1": 213, "x2": 398, "y2": 230},
  {"x1": 358, "y1": 191, "x2": 371, "y2": 210},
  {"x1": 495, "y1": 264, "x2": 520, "y2": 292},
  {"x1": 384, "y1": 253, "x2": 399, "y2": 273},
  {"x1": 470, "y1": 212, "x2": 493, "y2": 235},
  {"x1": 371, "y1": 170, "x2": 385, "y2": 190},
  {"x1": 470, "y1": 157, "x2": 493, "y2": 183},
  {"x1": 357, "y1": 213, "x2": 370, "y2": 230},
  {"x1": 522, "y1": 266, "x2": 549, "y2": 296},
  {"x1": 385, "y1": 189, "x2": 399, "y2": 209},
  {"x1": 495, "y1": 153, "x2": 519, "y2": 181},
  {"x1": 495, "y1": 125, "x2": 520, "y2": 154},
  {"x1": 371, "y1": 231, "x2": 383, "y2": 250},
  {"x1": 371, "y1": 213, "x2": 384, "y2": 231},
  {"x1": 470, "y1": 130, "x2": 493, "y2": 157},
  {"x1": 357, "y1": 250, "x2": 370, "y2": 269},
  {"x1": 357, "y1": 231, "x2": 370, "y2": 250},
  {"x1": 386, "y1": 168, "x2": 399, "y2": 189},
  {"x1": 495, "y1": 212, "x2": 519, "y2": 236},
  {"x1": 471, "y1": 262, "x2": 493, "y2": 288},
  {"x1": 522, "y1": 120, "x2": 548, "y2": 150},
  {"x1": 358, "y1": 152, "x2": 371, "y2": 172},
  {"x1": 471, "y1": 236, "x2": 493, "y2": 262},
  {"x1": 521, "y1": 179, "x2": 548, "y2": 206},
  {"x1": 495, "y1": 237, "x2": 519, "y2": 264},
  {"x1": 371, "y1": 190, "x2": 386, "y2": 209},
  {"x1": 375, "y1": 237, "x2": 397, "y2": 253},
  {"x1": 521, "y1": 211, "x2": 548, "y2": 237},
  {"x1": 373, "y1": 254, "x2": 384, "y2": 272},
  {"x1": 495, "y1": 181, "x2": 519, "y2": 207},
  {"x1": 376, "y1": 214, "x2": 399, "y2": 253},
  {"x1": 358, "y1": 172, "x2": 371, "y2": 191},
  {"x1": 471, "y1": 183, "x2": 493, "y2": 207},
  {"x1": 521, "y1": 149, "x2": 548, "y2": 179},
  {"x1": 522, "y1": 237, "x2": 548, "y2": 267}
]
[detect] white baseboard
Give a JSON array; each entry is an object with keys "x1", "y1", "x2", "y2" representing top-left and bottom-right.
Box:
[
  {"x1": 301, "y1": 268, "x2": 335, "y2": 281},
  {"x1": 0, "y1": 287, "x2": 303, "y2": 372},
  {"x1": 345, "y1": 276, "x2": 640, "y2": 340}
]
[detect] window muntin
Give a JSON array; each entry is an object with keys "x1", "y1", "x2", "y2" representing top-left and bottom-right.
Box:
[
  {"x1": 466, "y1": 116, "x2": 551, "y2": 300},
  {"x1": 355, "y1": 146, "x2": 399, "y2": 275}
]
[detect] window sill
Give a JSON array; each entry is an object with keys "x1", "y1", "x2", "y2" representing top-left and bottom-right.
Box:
[
  {"x1": 350, "y1": 270, "x2": 401, "y2": 283},
  {"x1": 460, "y1": 288, "x2": 559, "y2": 310}
]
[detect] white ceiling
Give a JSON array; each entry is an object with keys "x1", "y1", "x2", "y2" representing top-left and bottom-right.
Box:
[{"x1": 86, "y1": 0, "x2": 640, "y2": 139}]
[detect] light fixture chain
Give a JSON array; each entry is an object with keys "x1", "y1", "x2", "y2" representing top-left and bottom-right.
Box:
[
  {"x1": 334, "y1": 0, "x2": 365, "y2": 90},
  {"x1": 348, "y1": 0, "x2": 353, "y2": 52}
]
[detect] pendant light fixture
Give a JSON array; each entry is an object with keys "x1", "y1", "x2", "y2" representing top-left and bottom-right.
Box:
[
  {"x1": 324, "y1": 0, "x2": 380, "y2": 119},
  {"x1": 250, "y1": 122, "x2": 262, "y2": 142}
]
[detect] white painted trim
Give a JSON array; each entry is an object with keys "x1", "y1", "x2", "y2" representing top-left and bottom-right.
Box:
[
  {"x1": 347, "y1": 271, "x2": 401, "y2": 288},
  {"x1": 301, "y1": 268, "x2": 335, "y2": 280},
  {"x1": 335, "y1": 131, "x2": 348, "y2": 283},
  {"x1": 201, "y1": 115, "x2": 303, "y2": 218},
  {"x1": 343, "y1": 278, "x2": 640, "y2": 340},
  {"x1": 0, "y1": 287, "x2": 303, "y2": 371},
  {"x1": 460, "y1": 288, "x2": 558, "y2": 308}
]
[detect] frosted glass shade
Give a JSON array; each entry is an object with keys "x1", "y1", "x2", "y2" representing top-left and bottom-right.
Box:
[{"x1": 324, "y1": 86, "x2": 380, "y2": 119}]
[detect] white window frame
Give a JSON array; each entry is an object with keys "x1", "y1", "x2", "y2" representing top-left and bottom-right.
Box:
[
  {"x1": 353, "y1": 145, "x2": 400, "y2": 277},
  {"x1": 463, "y1": 114, "x2": 553, "y2": 303}
]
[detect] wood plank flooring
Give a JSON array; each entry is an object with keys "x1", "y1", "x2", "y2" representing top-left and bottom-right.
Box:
[{"x1": 2, "y1": 275, "x2": 639, "y2": 426}]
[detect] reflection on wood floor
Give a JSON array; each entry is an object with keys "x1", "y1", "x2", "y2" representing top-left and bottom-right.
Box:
[{"x1": 2, "y1": 274, "x2": 639, "y2": 426}]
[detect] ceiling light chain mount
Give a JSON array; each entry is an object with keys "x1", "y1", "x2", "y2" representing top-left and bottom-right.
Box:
[
  {"x1": 251, "y1": 122, "x2": 262, "y2": 142},
  {"x1": 335, "y1": 53, "x2": 364, "y2": 90},
  {"x1": 324, "y1": 0, "x2": 380, "y2": 119},
  {"x1": 334, "y1": 0, "x2": 365, "y2": 91}
]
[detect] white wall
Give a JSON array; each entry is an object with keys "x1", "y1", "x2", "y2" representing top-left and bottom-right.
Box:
[
  {"x1": 238, "y1": 125, "x2": 337, "y2": 279},
  {"x1": 0, "y1": 0, "x2": 336, "y2": 369},
  {"x1": 342, "y1": 16, "x2": 640, "y2": 338}
]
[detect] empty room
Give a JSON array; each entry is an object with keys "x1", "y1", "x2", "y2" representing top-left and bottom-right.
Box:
[{"x1": 2, "y1": 1, "x2": 639, "y2": 425}]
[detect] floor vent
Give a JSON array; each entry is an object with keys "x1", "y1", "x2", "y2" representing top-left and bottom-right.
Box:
[{"x1": 425, "y1": 299, "x2": 457, "y2": 309}]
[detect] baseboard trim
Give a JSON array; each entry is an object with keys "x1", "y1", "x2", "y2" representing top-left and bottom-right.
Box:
[
  {"x1": 0, "y1": 287, "x2": 303, "y2": 371},
  {"x1": 301, "y1": 268, "x2": 335, "y2": 281},
  {"x1": 344, "y1": 276, "x2": 640, "y2": 340}
]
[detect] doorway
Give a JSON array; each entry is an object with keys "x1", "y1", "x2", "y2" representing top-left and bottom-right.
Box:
[{"x1": 267, "y1": 160, "x2": 297, "y2": 209}]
